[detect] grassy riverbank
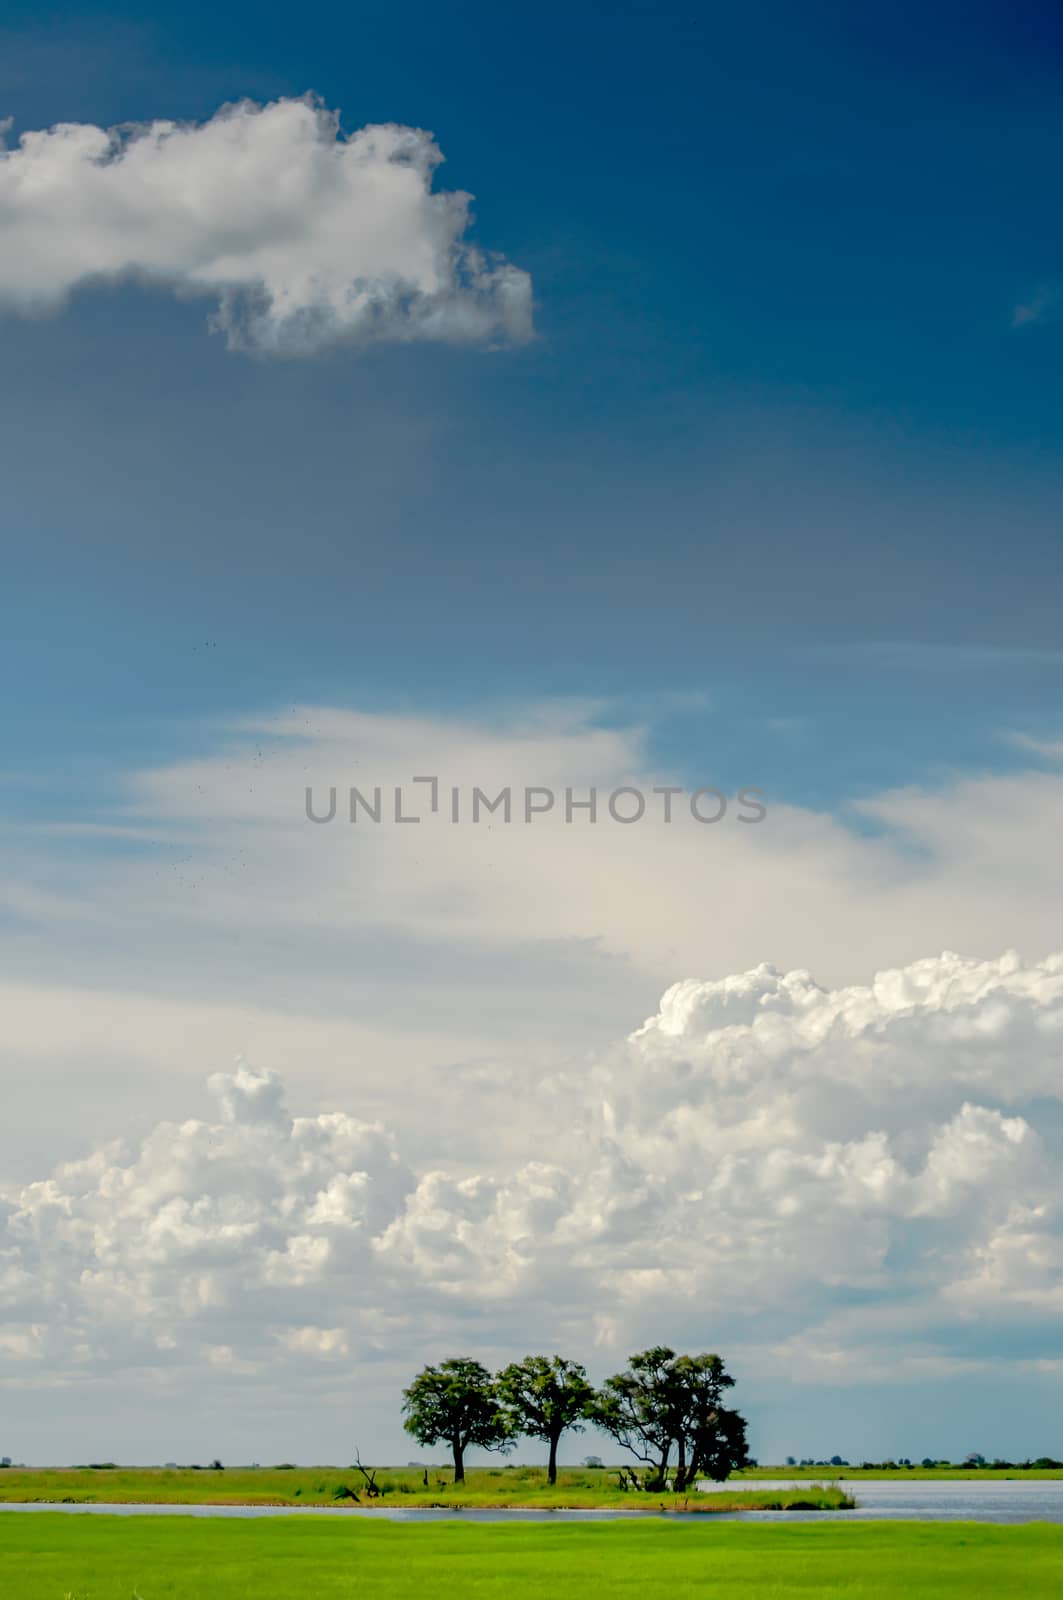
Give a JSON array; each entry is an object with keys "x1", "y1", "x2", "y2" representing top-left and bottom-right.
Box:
[
  {"x1": 0, "y1": 1464, "x2": 852, "y2": 1512},
  {"x1": 2, "y1": 1517, "x2": 1062, "y2": 1599}
]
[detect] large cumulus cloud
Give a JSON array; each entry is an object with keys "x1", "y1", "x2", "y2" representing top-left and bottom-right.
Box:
[
  {"x1": 2, "y1": 950, "x2": 1062, "y2": 1398},
  {"x1": 0, "y1": 96, "x2": 532, "y2": 354}
]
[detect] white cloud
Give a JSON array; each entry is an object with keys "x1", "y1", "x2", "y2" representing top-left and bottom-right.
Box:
[
  {"x1": 14, "y1": 700, "x2": 1063, "y2": 1002},
  {"x1": 0, "y1": 96, "x2": 532, "y2": 354},
  {"x1": 276, "y1": 1326, "x2": 350, "y2": 1359},
  {"x1": 1009, "y1": 730, "x2": 1063, "y2": 761},
  {"x1": 4, "y1": 703, "x2": 1063, "y2": 1451},
  {"x1": 945, "y1": 1204, "x2": 1063, "y2": 1314},
  {"x1": 3, "y1": 950, "x2": 1062, "y2": 1413},
  {"x1": 8, "y1": 698, "x2": 1063, "y2": 1193},
  {"x1": 1, "y1": 1066, "x2": 412, "y2": 1374}
]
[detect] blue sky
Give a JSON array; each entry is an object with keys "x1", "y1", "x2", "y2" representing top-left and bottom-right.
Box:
[
  {"x1": 2, "y1": 2, "x2": 1063, "y2": 1465},
  {"x1": 5, "y1": 0, "x2": 1063, "y2": 812}
]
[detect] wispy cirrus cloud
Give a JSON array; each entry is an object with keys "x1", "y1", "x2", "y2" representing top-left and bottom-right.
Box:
[
  {"x1": 0, "y1": 95, "x2": 533, "y2": 355},
  {"x1": 1012, "y1": 284, "x2": 1057, "y2": 328},
  {"x1": 7, "y1": 698, "x2": 1063, "y2": 1170},
  {"x1": 1007, "y1": 730, "x2": 1063, "y2": 761}
]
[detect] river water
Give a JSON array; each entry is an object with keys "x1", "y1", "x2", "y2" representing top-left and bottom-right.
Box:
[
  {"x1": 703, "y1": 1477, "x2": 1063, "y2": 1523},
  {"x1": 1, "y1": 1480, "x2": 1062, "y2": 1524}
]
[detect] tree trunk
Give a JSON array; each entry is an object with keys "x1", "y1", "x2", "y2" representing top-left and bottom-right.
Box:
[
  {"x1": 675, "y1": 1436, "x2": 688, "y2": 1492},
  {"x1": 548, "y1": 1434, "x2": 559, "y2": 1486},
  {"x1": 452, "y1": 1440, "x2": 465, "y2": 1483}
]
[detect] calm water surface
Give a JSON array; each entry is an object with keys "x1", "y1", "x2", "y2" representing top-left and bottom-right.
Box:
[
  {"x1": 705, "y1": 1478, "x2": 1063, "y2": 1524},
  {"x1": 2, "y1": 1481, "x2": 1062, "y2": 1523}
]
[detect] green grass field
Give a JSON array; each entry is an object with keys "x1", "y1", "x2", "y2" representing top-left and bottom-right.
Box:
[
  {"x1": 0, "y1": 1465, "x2": 851, "y2": 1512},
  {"x1": 1, "y1": 1516, "x2": 1061, "y2": 1598}
]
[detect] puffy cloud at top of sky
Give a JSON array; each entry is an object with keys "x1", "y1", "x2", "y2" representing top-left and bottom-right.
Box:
[
  {"x1": 3, "y1": 948, "x2": 1062, "y2": 1450},
  {"x1": 0, "y1": 95, "x2": 533, "y2": 354}
]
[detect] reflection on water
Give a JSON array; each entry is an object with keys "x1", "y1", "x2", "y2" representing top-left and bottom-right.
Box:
[{"x1": 2, "y1": 1480, "x2": 1062, "y2": 1524}]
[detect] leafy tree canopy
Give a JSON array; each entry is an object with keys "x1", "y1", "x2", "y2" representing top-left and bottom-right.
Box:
[
  {"x1": 401, "y1": 1357, "x2": 510, "y2": 1483},
  {"x1": 593, "y1": 1346, "x2": 748, "y2": 1489},
  {"x1": 495, "y1": 1355, "x2": 596, "y2": 1483}
]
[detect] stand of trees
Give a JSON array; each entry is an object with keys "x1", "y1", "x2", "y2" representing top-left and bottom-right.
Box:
[
  {"x1": 594, "y1": 1347, "x2": 748, "y2": 1491},
  {"x1": 402, "y1": 1346, "x2": 749, "y2": 1488},
  {"x1": 400, "y1": 1359, "x2": 504, "y2": 1485}
]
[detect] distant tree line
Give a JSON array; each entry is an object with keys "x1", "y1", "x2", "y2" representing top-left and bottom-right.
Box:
[{"x1": 401, "y1": 1346, "x2": 749, "y2": 1488}]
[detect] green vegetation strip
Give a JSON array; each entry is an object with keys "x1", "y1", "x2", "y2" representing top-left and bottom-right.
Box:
[
  {"x1": 0, "y1": 1465, "x2": 849, "y2": 1511},
  {"x1": 2, "y1": 1517, "x2": 1062, "y2": 1599}
]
